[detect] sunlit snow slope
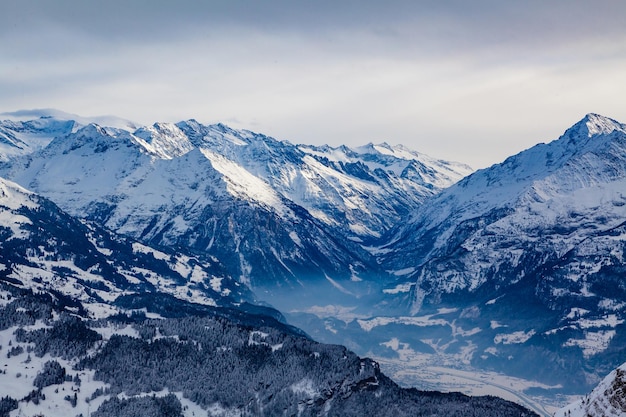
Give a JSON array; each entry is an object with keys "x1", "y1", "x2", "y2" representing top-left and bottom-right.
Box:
[
  {"x1": 0, "y1": 114, "x2": 471, "y2": 299},
  {"x1": 555, "y1": 361, "x2": 626, "y2": 417}
]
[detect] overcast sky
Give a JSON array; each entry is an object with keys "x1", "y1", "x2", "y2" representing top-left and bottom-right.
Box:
[{"x1": 1, "y1": 0, "x2": 625, "y2": 168}]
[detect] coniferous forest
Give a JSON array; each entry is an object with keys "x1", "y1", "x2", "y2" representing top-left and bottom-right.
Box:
[{"x1": 0, "y1": 282, "x2": 536, "y2": 417}]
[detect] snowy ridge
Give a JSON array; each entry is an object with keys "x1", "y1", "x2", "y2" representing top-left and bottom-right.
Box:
[
  {"x1": 296, "y1": 142, "x2": 472, "y2": 237},
  {"x1": 407, "y1": 113, "x2": 626, "y2": 232},
  {"x1": 0, "y1": 108, "x2": 139, "y2": 132},
  {"x1": 555, "y1": 362, "x2": 626, "y2": 417},
  {"x1": 0, "y1": 177, "x2": 37, "y2": 210},
  {"x1": 568, "y1": 112, "x2": 626, "y2": 138},
  {"x1": 0, "y1": 116, "x2": 75, "y2": 161},
  {"x1": 0, "y1": 177, "x2": 39, "y2": 240},
  {"x1": 133, "y1": 122, "x2": 195, "y2": 159},
  {"x1": 0, "y1": 113, "x2": 471, "y2": 294},
  {"x1": 303, "y1": 141, "x2": 471, "y2": 189}
]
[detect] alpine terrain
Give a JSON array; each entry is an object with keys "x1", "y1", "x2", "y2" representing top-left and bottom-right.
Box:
[
  {"x1": 0, "y1": 155, "x2": 534, "y2": 415},
  {"x1": 555, "y1": 361, "x2": 626, "y2": 417},
  {"x1": 368, "y1": 113, "x2": 626, "y2": 395},
  {"x1": 2, "y1": 109, "x2": 626, "y2": 413},
  {"x1": 0, "y1": 113, "x2": 471, "y2": 310}
]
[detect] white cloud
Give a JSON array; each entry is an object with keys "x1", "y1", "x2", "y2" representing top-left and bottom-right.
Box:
[{"x1": 1, "y1": 0, "x2": 625, "y2": 168}]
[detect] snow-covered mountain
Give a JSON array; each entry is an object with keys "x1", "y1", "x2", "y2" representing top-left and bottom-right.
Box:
[
  {"x1": 0, "y1": 113, "x2": 471, "y2": 307},
  {"x1": 8, "y1": 109, "x2": 626, "y2": 406},
  {"x1": 0, "y1": 108, "x2": 139, "y2": 131},
  {"x1": 373, "y1": 113, "x2": 626, "y2": 392},
  {"x1": 0, "y1": 117, "x2": 74, "y2": 161},
  {"x1": 0, "y1": 175, "x2": 255, "y2": 317},
  {"x1": 0, "y1": 109, "x2": 140, "y2": 162},
  {"x1": 555, "y1": 361, "x2": 626, "y2": 417},
  {"x1": 0, "y1": 177, "x2": 536, "y2": 417},
  {"x1": 384, "y1": 113, "x2": 626, "y2": 299}
]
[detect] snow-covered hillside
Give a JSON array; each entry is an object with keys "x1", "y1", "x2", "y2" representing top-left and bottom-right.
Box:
[
  {"x1": 0, "y1": 109, "x2": 140, "y2": 162},
  {"x1": 384, "y1": 113, "x2": 626, "y2": 294},
  {"x1": 0, "y1": 176, "x2": 253, "y2": 317},
  {"x1": 0, "y1": 117, "x2": 75, "y2": 161}
]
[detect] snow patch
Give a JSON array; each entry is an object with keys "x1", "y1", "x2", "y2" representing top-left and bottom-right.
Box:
[
  {"x1": 494, "y1": 330, "x2": 535, "y2": 345},
  {"x1": 383, "y1": 282, "x2": 414, "y2": 294},
  {"x1": 199, "y1": 148, "x2": 294, "y2": 219},
  {"x1": 291, "y1": 305, "x2": 365, "y2": 323},
  {"x1": 564, "y1": 330, "x2": 616, "y2": 358},
  {"x1": 357, "y1": 315, "x2": 449, "y2": 332}
]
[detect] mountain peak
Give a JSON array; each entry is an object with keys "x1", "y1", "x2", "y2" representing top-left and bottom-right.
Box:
[
  {"x1": 133, "y1": 122, "x2": 194, "y2": 159},
  {"x1": 78, "y1": 122, "x2": 108, "y2": 137},
  {"x1": 566, "y1": 113, "x2": 626, "y2": 139}
]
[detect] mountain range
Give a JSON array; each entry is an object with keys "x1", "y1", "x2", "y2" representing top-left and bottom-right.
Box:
[
  {"x1": 0, "y1": 114, "x2": 470, "y2": 307},
  {"x1": 0, "y1": 140, "x2": 530, "y2": 415},
  {"x1": 2, "y1": 109, "x2": 626, "y2": 413}
]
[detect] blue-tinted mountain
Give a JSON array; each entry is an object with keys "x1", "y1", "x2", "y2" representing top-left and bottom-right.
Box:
[{"x1": 376, "y1": 113, "x2": 626, "y2": 392}]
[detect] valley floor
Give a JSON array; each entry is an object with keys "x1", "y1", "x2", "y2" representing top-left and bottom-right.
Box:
[{"x1": 372, "y1": 351, "x2": 579, "y2": 417}]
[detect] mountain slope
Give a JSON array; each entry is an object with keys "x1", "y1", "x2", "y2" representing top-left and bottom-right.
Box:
[
  {"x1": 0, "y1": 175, "x2": 254, "y2": 317},
  {"x1": 384, "y1": 113, "x2": 626, "y2": 293},
  {"x1": 0, "y1": 117, "x2": 75, "y2": 161},
  {"x1": 0, "y1": 115, "x2": 471, "y2": 307},
  {"x1": 0, "y1": 109, "x2": 140, "y2": 162},
  {"x1": 555, "y1": 361, "x2": 626, "y2": 417},
  {"x1": 376, "y1": 113, "x2": 626, "y2": 391}
]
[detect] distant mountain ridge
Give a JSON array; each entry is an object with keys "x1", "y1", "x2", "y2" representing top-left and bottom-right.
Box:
[
  {"x1": 0, "y1": 112, "x2": 472, "y2": 306},
  {"x1": 0, "y1": 108, "x2": 139, "y2": 131}
]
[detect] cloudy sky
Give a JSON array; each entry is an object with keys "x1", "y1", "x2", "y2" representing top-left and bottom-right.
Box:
[{"x1": 2, "y1": 0, "x2": 625, "y2": 168}]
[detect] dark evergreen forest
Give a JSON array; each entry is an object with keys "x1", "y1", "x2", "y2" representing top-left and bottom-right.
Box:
[{"x1": 0, "y1": 282, "x2": 537, "y2": 416}]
